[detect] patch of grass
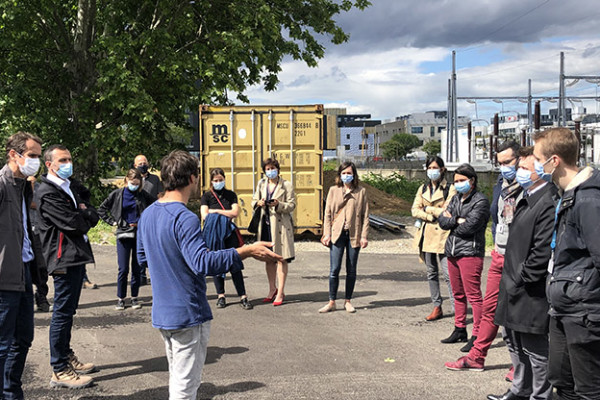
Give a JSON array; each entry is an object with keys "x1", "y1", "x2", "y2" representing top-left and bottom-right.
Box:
[
  {"x1": 485, "y1": 221, "x2": 494, "y2": 250},
  {"x1": 88, "y1": 221, "x2": 116, "y2": 246},
  {"x1": 362, "y1": 172, "x2": 424, "y2": 202},
  {"x1": 323, "y1": 159, "x2": 337, "y2": 171}
]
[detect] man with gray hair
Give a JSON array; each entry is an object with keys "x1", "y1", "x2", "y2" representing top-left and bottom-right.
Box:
[{"x1": 0, "y1": 131, "x2": 42, "y2": 399}]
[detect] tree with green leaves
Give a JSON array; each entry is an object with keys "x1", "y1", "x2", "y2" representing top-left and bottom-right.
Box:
[
  {"x1": 381, "y1": 133, "x2": 421, "y2": 160},
  {"x1": 0, "y1": 0, "x2": 370, "y2": 201},
  {"x1": 422, "y1": 140, "x2": 441, "y2": 157}
]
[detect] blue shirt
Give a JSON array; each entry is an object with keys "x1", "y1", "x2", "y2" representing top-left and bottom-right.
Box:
[
  {"x1": 121, "y1": 188, "x2": 138, "y2": 224},
  {"x1": 137, "y1": 201, "x2": 243, "y2": 330},
  {"x1": 21, "y1": 198, "x2": 34, "y2": 262}
]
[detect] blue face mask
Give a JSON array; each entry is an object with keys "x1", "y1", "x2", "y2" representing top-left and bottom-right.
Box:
[
  {"x1": 212, "y1": 181, "x2": 225, "y2": 191},
  {"x1": 534, "y1": 158, "x2": 554, "y2": 183},
  {"x1": 56, "y1": 163, "x2": 73, "y2": 180},
  {"x1": 127, "y1": 183, "x2": 139, "y2": 192},
  {"x1": 454, "y1": 180, "x2": 471, "y2": 194},
  {"x1": 341, "y1": 173, "x2": 354, "y2": 184},
  {"x1": 516, "y1": 168, "x2": 534, "y2": 189},
  {"x1": 427, "y1": 169, "x2": 441, "y2": 181},
  {"x1": 500, "y1": 165, "x2": 516, "y2": 181},
  {"x1": 265, "y1": 169, "x2": 278, "y2": 179}
]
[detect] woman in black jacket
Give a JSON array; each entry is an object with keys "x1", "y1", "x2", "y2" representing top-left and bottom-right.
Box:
[
  {"x1": 98, "y1": 169, "x2": 155, "y2": 310},
  {"x1": 438, "y1": 164, "x2": 490, "y2": 347}
]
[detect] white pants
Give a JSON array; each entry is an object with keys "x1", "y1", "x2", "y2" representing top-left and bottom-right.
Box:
[{"x1": 160, "y1": 322, "x2": 211, "y2": 400}]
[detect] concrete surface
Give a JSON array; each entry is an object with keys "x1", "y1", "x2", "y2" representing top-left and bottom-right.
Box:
[{"x1": 21, "y1": 245, "x2": 517, "y2": 399}]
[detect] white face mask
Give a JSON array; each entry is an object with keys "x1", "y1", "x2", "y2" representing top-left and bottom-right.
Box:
[{"x1": 17, "y1": 153, "x2": 40, "y2": 177}]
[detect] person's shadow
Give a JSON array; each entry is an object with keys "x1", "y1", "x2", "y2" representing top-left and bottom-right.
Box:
[{"x1": 77, "y1": 346, "x2": 262, "y2": 399}]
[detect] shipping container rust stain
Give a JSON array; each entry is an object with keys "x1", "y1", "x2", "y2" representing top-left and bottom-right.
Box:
[{"x1": 198, "y1": 105, "x2": 324, "y2": 235}]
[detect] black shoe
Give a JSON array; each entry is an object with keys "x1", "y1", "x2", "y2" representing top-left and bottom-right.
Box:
[
  {"x1": 441, "y1": 327, "x2": 468, "y2": 344},
  {"x1": 35, "y1": 293, "x2": 51, "y2": 312},
  {"x1": 460, "y1": 335, "x2": 477, "y2": 352},
  {"x1": 216, "y1": 297, "x2": 226, "y2": 308},
  {"x1": 240, "y1": 298, "x2": 253, "y2": 310},
  {"x1": 486, "y1": 390, "x2": 529, "y2": 400}
]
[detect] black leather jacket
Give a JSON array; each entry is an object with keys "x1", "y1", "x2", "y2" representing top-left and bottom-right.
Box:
[
  {"x1": 98, "y1": 187, "x2": 155, "y2": 233},
  {"x1": 438, "y1": 189, "x2": 490, "y2": 258}
]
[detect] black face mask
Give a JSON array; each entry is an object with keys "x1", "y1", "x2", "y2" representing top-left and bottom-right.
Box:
[{"x1": 137, "y1": 165, "x2": 149, "y2": 174}]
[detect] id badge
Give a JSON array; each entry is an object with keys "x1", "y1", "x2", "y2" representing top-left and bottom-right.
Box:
[{"x1": 547, "y1": 254, "x2": 554, "y2": 274}]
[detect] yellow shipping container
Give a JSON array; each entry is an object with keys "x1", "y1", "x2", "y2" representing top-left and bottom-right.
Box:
[{"x1": 198, "y1": 105, "x2": 324, "y2": 235}]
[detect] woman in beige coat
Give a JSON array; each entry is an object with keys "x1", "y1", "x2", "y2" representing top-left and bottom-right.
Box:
[
  {"x1": 412, "y1": 156, "x2": 456, "y2": 321},
  {"x1": 319, "y1": 161, "x2": 369, "y2": 314},
  {"x1": 251, "y1": 158, "x2": 295, "y2": 306}
]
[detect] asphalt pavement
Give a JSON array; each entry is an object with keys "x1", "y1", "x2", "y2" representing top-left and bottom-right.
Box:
[{"x1": 21, "y1": 245, "x2": 516, "y2": 400}]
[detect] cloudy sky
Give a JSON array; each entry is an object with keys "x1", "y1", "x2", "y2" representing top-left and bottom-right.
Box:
[{"x1": 245, "y1": 0, "x2": 600, "y2": 122}]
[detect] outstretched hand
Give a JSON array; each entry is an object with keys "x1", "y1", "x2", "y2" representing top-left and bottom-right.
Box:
[{"x1": 237, "y1": 241, "x2": 283, "y2": 263}]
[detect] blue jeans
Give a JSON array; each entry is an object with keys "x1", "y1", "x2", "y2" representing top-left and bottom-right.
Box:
[
  {"x1": 0, "y1": 263, "x2": 34, "y2": 400},
  {"x1": 329, "y1": 230, "x2": 360, "y2": 301},
  {"x1": 117, "y1": 238, "x2": 141, "y2": 299},
  {"x1": 50, "y1": 265, "x2": 85, "y2": 372}
]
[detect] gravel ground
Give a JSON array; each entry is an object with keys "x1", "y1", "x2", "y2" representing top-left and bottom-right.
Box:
[{"x1": 294, "y1": 215, "x2": 419, "y2": 254}]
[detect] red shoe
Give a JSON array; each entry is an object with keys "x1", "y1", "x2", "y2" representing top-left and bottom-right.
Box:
[
  {"x1": 505, "y1": 366, "x2": 514, "y2": 382},
  {"x1": 262, "y1": 289, "x2": 277, "y2": 303},
  {"x1": 444, "y1": 356, "x2": 484, "y2": 372},
  {"x1": 273, "y1": 295, "x2": 284, "y2": 307}
]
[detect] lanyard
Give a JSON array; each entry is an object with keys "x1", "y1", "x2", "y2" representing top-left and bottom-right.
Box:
[{"x1": 550, "y1": 197, "x2": 562, "y2": 252}]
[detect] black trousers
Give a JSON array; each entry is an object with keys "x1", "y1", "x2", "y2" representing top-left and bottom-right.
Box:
[{"x1": 548, "y1": 316, "x2": 600, "y2": 400}]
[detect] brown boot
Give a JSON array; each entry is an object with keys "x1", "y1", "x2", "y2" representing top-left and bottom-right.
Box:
[
  {"x1": 68, "y1": 352, "x2": 96, "y2": 374},
  {"x1": 50, "y1": 367, "x2": 94, "y2": 389},
  {"x1": 425, "y1": 306, "x2": 443, "y2": 321}
]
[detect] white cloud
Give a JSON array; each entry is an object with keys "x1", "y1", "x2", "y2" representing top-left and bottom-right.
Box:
[{"x1": 243, "y1": 1, "x2": 600, "y2": 122}]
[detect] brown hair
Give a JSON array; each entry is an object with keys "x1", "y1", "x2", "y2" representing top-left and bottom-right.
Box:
[
  {"x1": 533, "y1": 128, "x2": 578, "y2": 166},
  {"x1": 160, "y1": 150, "x2": 199, "y2": 191},
  {"x1": 209, "y1": 168, "x2": 225, "y2": 188},
  {"x1": 336, "y1": 161, "x2": 359, "y2": 189},
  {"x1": 518, "y1": 146, "x2": 534, "y2": 158},
  {"x1": 124, "y1": 168, "x2": 142, "y2": 184},
  {"x1": 261, "y1": 158, "x2": 280, "y2": 172},
  {"x1": 5, "y1": 131, "x2": 42, "y2": 158}
]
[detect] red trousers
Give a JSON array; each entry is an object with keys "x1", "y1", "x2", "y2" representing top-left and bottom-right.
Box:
[
  {"x1": 448, "y1": 256, "x2": 484, "y2": 336},
  {"x1": 469, "y1": 250, "x2": 504, "y2": 363}
]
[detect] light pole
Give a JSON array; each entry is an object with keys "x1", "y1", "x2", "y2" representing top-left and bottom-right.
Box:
[{"x1": 466, "y1": 99, "x2": 478, "y2": 120}]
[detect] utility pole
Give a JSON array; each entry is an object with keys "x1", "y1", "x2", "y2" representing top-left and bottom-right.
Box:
[
  {"x1": 527, "y1": 79, "x2": 533, "y2": 143},
  {"x1": 447, "y1": 78, "x2": 452, "y2": 162},
  {"x1": 559, "y1": 52, "x2": 566, "y2": 126},
  {"x1": 452, "y1": 50, "x2": 459, "y2": 162}
]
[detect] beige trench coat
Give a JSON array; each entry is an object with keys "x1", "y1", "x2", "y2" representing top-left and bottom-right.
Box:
[
  {"x1": 323, "y1": 185, "x2": 369, "y2": 248},
  {"x1": 251, "y1": 178, "x2": 296, "y2": 260},
  {"x1": 411, "y1": 180, "x2": 456, "y2": 259}
]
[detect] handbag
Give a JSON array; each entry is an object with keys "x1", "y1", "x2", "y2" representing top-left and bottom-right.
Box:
[
  {"x1": 116, "y1": 224, "x2": 136, "y2": 240},
  {"x1": 247, "y1": 180, "x2": 266, "y2": 235},
  {"x1": 211, "y1": 189, "x2": 245, "y2": 247},
  {"x1": 247, "y1": 206, "x2": 262, "y2": 234}
]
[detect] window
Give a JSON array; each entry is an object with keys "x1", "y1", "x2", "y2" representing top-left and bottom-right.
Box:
[
  {"x1": 344, "y1": 145, "x2": 350, "y2": 150},
  {"x1": 438, "y1": 126, "x2": 444, "y2": 133},
  {"x1": 430, "y1": 127, "x2": 435, "y2": 137},
  {"x1": 411, "y1": 126, "x2": 423, "y2": 134},
  {"x1": 359, "y1": 144, "x2": 368, "y2": 150},
  {"x1": 346, "y1": 134, "x2": 350, "y2": 139}
]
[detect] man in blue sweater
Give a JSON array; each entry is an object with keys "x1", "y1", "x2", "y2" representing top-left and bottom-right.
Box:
[{"x1": 137, "y1": 150, "x2": 281, "y2": 400}]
